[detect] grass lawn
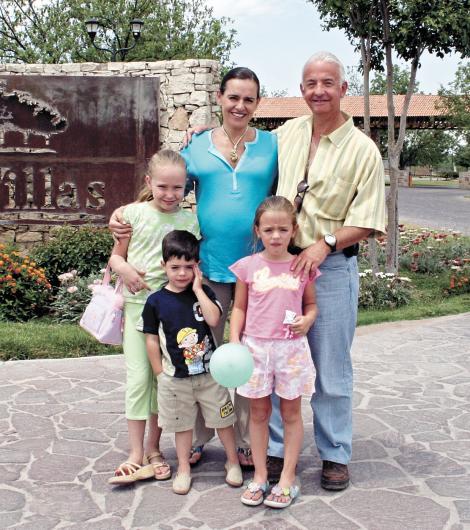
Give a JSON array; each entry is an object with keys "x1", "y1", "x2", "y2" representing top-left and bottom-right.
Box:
[
  {"x1": 411, "y1": 178, "x2": 459, "y2": 188},
  {"x1": 0, "y1": 318, "x2": 121, "y2": 361}
]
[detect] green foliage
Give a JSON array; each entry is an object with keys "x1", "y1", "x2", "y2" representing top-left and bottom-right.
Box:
[
  {"x1": 370, "y1": 65, "x2": 420, "y2": 95},
  {"x1": 440, "y1": 62, "x2": 470, "y2": 129},
  {"x1": 455, "y1": 144, "x2": 470, "y2": 168},
  {"x1": 401, "y1": 130, "x2": 453, "y2": 167},
  {"x1": 359, "y1": 270, "x2": 413, "y2": 309},
  {"x1": 31, "y1": 225, "x2": 113, "y2": 286},
  {"x1": 49, "y1": 270, "x2": 101, "y2": 323},
  {"x1": 0, "y1": 244, "x2": 52, "y2": 321},
  {"x1": 439, "y1": 62, "x2": 470, "y2": 169},
  {"x1": 0, "y1": 0, "x2": 237, "y2": 65},
  {"x1": 308, "y1": 0, "x2": 384, "y2": 71}
]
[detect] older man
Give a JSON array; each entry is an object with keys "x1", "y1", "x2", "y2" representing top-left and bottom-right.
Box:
[{"x1": 270, "y1": 51, "x2": 385, "y2": 490}]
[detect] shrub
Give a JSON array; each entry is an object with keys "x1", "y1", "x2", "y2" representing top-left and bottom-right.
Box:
[
  {"x1": 31, "y1": 225, "x2": 113, "y2": 286},
  {"x1": 0, "y1": 244, "x2": 52, "y2": 321},
  {"x1": 49, "y1": 270, "x2": 102, "y2": 323},
  {"x1": 359, "y1": 270, "x2": 413, "y2": 309},
  {"x1": 444, "y1": 263, "x2": 470, "y2": 297}
]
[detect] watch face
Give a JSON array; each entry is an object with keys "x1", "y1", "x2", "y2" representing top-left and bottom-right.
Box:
[{"x1": 325, "y1": 234, "x2": 336, "y2": 247}]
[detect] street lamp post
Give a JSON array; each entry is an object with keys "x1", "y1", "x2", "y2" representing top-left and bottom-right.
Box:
[{"x1": 85, "y1": 18, "x2": 144, "y2": 61}]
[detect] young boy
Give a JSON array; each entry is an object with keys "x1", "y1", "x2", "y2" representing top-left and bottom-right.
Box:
[{"x1": 142, "y1": 230, "x2": 243, "y2": 495}]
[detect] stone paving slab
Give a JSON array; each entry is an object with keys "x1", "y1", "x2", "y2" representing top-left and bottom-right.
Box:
[{"x1": 1, "y1": 312, "x2": 469, "y2": 529}]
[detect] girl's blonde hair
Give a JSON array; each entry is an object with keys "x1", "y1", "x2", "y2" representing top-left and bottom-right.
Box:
[
  {"x1": 253, "y1": 196, "x2": 297, "y2": 250},
  {"x1": 136, "y1": 149, "x2": 187, "y2": 202}
]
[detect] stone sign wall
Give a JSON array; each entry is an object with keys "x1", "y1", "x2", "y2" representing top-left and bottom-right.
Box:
[
  {"x1": 0, "y1": 59, "x2": 220, "y2": 248},
  {"x1": 459, "y1": 171, "x2": 470, "y2": 190}
]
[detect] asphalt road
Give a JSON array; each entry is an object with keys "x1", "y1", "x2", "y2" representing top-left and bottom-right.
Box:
[{"x1": 397, "y1": 187, "x2": 470, "y2": 235}]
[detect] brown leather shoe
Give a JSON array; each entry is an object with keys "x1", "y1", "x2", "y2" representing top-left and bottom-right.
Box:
[{"x1": 321, "y1": 460, "x2": 350, "y2": 490}]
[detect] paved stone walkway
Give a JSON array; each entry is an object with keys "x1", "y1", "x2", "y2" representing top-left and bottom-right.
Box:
[{"x1": 1, "y1": 313, "x2": 470, "y2": 530}]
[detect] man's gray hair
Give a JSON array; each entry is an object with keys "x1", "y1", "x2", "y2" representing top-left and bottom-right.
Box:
[{"x1": 302, "y1": 51, "x2": 346, "y2": 84}]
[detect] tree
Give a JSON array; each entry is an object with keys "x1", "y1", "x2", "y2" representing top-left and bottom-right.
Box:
[
  {"x1": 379, "y1": 0, "x2": 469, "y2": 271},
  {"x1": 309, "y1": 0, "x2": 470, "y2": 272},
  {"x1": 400, "y1": 130, "x2": 453, "y2": 168},
  {"x1": 370, "y1": 65, "x2": 420, "y2": 95},
  {"x1": 345, "y1": 66, "x2": 364, "y2": 96},
  {"x1": 439, "y1": 62, "x2": 470, "y2": 168},
  {"x1": 309, "y1": 0, "x2": 384, "y2": 272},
  {"x1": 0, "y1": 0, "x2": 237, "y2": 65}
]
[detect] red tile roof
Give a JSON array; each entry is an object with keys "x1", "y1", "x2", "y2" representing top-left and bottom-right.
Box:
[{"x1": 254, "y1": 95, "x2": 447, "y2": 119}]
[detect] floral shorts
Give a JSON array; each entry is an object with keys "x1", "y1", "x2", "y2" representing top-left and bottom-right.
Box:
[{"x1": 236, "y1": 334, "x2": 315, "y2": 400}]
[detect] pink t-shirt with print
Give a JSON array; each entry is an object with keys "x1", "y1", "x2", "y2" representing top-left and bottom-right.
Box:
[{"x1": 229, "y1": 253, "x2": 320, "y2": 340}]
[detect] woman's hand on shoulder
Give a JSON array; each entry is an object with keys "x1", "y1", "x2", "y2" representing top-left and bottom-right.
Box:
[{"x1": 109, "y1": 205, "x2": 132, "y2": 241}]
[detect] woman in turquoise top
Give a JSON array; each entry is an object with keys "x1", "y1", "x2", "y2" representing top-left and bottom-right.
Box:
[
  {"x1": 180, "y1": 67, "x2": 277, "y2": 466},
  {"x1": 180, "y1": 69, "x2": 277, "y2": 341}
]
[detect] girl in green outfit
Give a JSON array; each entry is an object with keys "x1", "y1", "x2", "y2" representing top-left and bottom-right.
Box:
[{"x1": 108, "y1": 150, "x2": 200, "y2": 485}]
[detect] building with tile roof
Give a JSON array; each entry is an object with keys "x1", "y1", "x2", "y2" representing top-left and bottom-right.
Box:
[{"x1": 253, "y1": 95, "x2": 453, "y2": 134}]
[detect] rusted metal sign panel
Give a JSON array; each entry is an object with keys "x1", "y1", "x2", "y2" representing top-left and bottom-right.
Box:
[{"x1": 0, "y1": 75, "x2": 159, "y2": 224}]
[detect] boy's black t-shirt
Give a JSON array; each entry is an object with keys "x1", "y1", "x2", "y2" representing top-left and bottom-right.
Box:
[{"x1": 142, "y1": 285, "x2": 222, "y2": 378}]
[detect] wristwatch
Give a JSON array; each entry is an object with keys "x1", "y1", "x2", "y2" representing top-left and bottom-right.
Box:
[{"x1": 324, "y1": 233, "x2": 337, "y2": 253}]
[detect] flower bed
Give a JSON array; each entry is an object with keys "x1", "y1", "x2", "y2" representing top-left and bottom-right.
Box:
[
  {"x1": 0, "y1": 244, "x2": 52, "y2": 321},
  {"x1": 359, "y1": 270, "x2": 413, "y2": 309}
]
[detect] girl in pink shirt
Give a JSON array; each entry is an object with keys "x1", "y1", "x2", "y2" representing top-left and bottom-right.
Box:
[{"x1": 229, "y1": 196, "x2": 319, "y2": 509}]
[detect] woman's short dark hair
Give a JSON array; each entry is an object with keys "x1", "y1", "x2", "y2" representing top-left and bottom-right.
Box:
[
  {"x1": 220, "y1": 67, "x2": 261, "y2": 99},
  {"x1": 162, "y1": 230, "x2": 199, "y2": 262}
]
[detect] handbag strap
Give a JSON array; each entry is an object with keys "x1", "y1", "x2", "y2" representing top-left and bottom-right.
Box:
[
  {"x1": 114, "y1": 276, "x2": 123, "y2": 294},
  {"x1": 102, "y1": 264, "x2": 112, "y2": 286},
  {"x1": 102, "y1": 264, "x2": 123, "y2": 293}
]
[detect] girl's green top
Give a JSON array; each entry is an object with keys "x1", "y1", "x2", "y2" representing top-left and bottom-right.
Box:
[{"x1": 123, "y1": 202, "x2": 200, "y2": 304}]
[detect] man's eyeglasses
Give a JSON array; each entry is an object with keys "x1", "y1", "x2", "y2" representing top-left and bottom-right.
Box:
[{"x1": 294, "y1": 180, "x2": 309, "y2": 213}]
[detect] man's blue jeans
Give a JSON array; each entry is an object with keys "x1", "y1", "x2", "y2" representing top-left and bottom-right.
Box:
[{"x1": 268, "y1": 253, "x2": 358, "y2": 464}]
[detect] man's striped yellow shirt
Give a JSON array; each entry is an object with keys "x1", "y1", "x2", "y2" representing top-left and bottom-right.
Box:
[{"x1": 274, "y1": 113, "x2": 386, "y2": 249}]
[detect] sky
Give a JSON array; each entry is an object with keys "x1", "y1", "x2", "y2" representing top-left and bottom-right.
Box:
[{"x1": 207, "y1": 0, "x2": 466, "y2": 96}]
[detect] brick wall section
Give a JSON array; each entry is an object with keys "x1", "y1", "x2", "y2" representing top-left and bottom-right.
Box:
[{"x1": 0, "y1": 60, "x2": 220, "y2": 249}]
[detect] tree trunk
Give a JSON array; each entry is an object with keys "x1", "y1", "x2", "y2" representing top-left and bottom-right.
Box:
[
  {"x1": 381, "y1": 0, "x2": 399, "y2": 274},
  {"x1": 360, "y1": 36, "x2": 379, "y2": 273},
  {"x1": 386, "y1": 154, "x2": 400, "y2": 272}
]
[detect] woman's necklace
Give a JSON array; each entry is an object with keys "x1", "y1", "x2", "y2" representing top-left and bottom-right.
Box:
[{"x1": 222, "y1": 125, "x2": 249, "y2": 163}]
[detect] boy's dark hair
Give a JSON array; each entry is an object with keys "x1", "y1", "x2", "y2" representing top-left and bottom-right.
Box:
[{"x1": 162, "y1": 230, "x2": 199, "y2": 262}]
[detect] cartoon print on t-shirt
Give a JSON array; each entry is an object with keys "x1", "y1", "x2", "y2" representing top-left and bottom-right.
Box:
[{"x1": 176, "y1": 327, "x2": 211, "y2": 375}]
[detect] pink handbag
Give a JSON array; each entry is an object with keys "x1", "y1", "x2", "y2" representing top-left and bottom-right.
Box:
[{"x1": 80, "y1": 266, "x2": 124, "y2": 345}]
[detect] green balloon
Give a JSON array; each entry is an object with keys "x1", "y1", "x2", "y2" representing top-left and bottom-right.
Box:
[{"x1": 209, "y1": 343, "x2": 254, "y2": 388}]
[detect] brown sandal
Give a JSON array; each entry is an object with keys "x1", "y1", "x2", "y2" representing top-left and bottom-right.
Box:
[{"x1": 144, "y1": 451, "x2": 171, "y2": 480}]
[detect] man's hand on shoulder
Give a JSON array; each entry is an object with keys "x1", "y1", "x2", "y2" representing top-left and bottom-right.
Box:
[
  {"x1": 181, "y1": 125, "x2": 211, "y2": 148},
  {"x1": 291, "y1": 241, "x2": 330, "y2": 278}
]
